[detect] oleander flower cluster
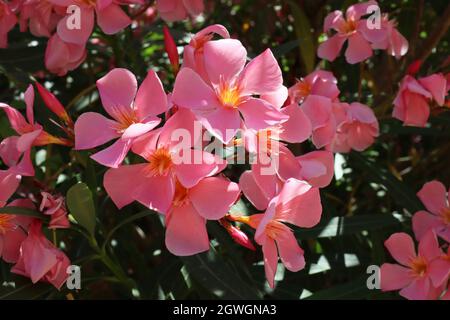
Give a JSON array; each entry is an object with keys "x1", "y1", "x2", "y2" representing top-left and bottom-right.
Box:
[
  {"x1": 0, "y1": 0, "x2": 449, "y2": 299},
  {"x1": 0, "y1": 0, "x2": 204, "y2": 75}
]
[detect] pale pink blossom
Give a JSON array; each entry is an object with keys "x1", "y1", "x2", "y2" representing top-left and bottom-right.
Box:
[
  {"x1": 49, "y1": 0, "x2": 144, "y2": 45},
  {"x1": 371, "y1": 14, "x2": 408, "y2": 59},
  {"x1": 413, "y1": 181, "x2": 450, "y2": 242},
  {"x1": 381, "y1": 231, "x2": 445, "y2": 300},
  {"x1": 238, "y1": 179, "x2": 322, "y2": 288},
  {"x1": 329, "y1": 102, "x2": 379, "y2": 152},
  {"x1": 393, "y1": 73, "x2": 448, "y2": 127},
  {"x1": 75, "y1": 68, "x2": 167, "y2": 168},
  {"x1": 318, "y1": 1, "x2": 388, "y2": 64},
  {"x1": 19, "y1": 0, "x2": 64, "y2": 37},
  {"x1": 12, "y1": 220, "x2": 70, "y2": 289},
  {"x1": 173, "y1": 40, "x2": 287, "y2": 143},
  {"x1": 156, "y1": 0, "x2": 204, "y2": 22}
]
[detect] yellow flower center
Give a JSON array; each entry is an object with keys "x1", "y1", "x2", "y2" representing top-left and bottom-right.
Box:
[
  {"x1": 217, "y1": 83, "x2": 242, "y2": 109},
  {"x1": 147, "y1": 147, "x2": 173, "y2": 176},
  {"x1": 293, "y1": 80, "x2": 311, "y2": 101},
  {"x1": 342, "y1": 19, "x2": 357, "y2": 34},
  {"x1": 113, "y1": 108, "x2": 139, "y2": 133},
  {"x1": 0, "y1": 214, "x2": 16, "y2": 235},
  {"x1": 410, "y1": 257, "x2": 427, "y2": 277}
]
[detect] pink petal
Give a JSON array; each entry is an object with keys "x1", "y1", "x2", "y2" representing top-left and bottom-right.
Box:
[
  {"x1": 165, "y1": 202, "x2": 209, "y2": 256},
  {"x1": 96, "y1": 4, "x2": 131, "y2": 35},
  {"x1": 276, "y1": 146, "x2": 302, "y2": 181},
  {"x1": 183, "y1": 0, "x2": 204, "y2": 16},
  {"x1": 17, "y1": 129, "x2": 42, "y2": 152},
  {"x1": 261, "y1": 86, "x2": 288, "y2": 109},
  {"x1": 345, "y1": 32, "x2": 372, "y2": 64},
  {"x1": 103, "y1": 164, "x2": 148, "y2": 209},
  {"x1": 297, "y1": 150, "x2": 334, "y2": 188},
  {"x1": 198, "y1": 106, "x2": 241, "y2": 144},
  {"x1": 172, "y1": 67, "x2": 219, "y2": 110},
  {"x1": 134, "y1": 175, "x2": 175, "y2": 214},
  {"x1": 96, "y1": 68, "x2": 137, "y2": 121},
  {"x1": 74, "y1": 112, "x2": 120, "y2": 150},
  {"x1": 24, "y1": 85, "x2": 35, "y2": 124},
  {"x1": 276, "y1": 230, "x2": 305, "y2": 272},
  {"x1": 384, "y1": 233, "x2": 416, "y2": 266},
  {"x1": 57, "y1": 7, "x2": 94, "y2": 44},
  {"x1": 158, "y1": 108, "x2": 199, "y2": 149},
  {"x1": 189, "y1": 177, "x2": 240, "y2": 220},
  {"x1": 239, "y1": 49, "x2": 283, "y2": 96},
  {"x1": 0, "y1": 136, "x2": 21, "y2": 167},
  {"x1": 418, "y1": 74, "x2": 447, "y2": 106},
  {"x1": 0, "y1": 103, "x2": 29, "y2": 134},
  {"x1": 323, "y1": 10, "x2": 345, "y2": 32},
  {"x1": 399, "y1": 278, "x2": 431, "y2": 300},
  {"x1": 203, "y1": 39, "x2": 247, "y2": 85},
  {"x1": 262, "y1": 237, "x2": 278, "y2": 289},
  {"x1": 402, "y1": 92, "x2": 430, "y2": 127},
  {"x1": 2, "y1": 229, "x2": 27, "y2": 263},
  {"x1": 275, "y1": 179, "x2": 322, "y2": 228},
  {"x1": 418, "y1": 230, "x2": 442, "y2": 262},
  {"x1": 174, "y1": 150, "x2": 224, "y2": 188},
  {"x1": 239, "y1": 170, "x2": 272, "y2": 211},
  {"x1": 239, "y1": 98, "x2": 288, "y2": 131},
  {"x1": 412, "y1": 211, "x2": 442, "y2": 242},
  {"x1": 122, "y1": 120, "x2": 161, "y2": 140},
  {"x1": 417, "y1": 181, "x2": 447, "y2": 215},
  {"x1": 90, "y1": 138, "x2": 132, "y2": 168},
  {"x1": 135, "y1": 70, "x2": 168, "y2": 120},
  {"x1": 279, "y1": 104, "x2": 312, "y2": 143},
  {"x1": 380, "y1": 263, "x2": 411, "y2": 291},
  {"x1": 428, "y1": 258, "x2": 450, "y2": 288},
  {"x1": 317, "y1": 34, "x2": 346, "y2": 62}
]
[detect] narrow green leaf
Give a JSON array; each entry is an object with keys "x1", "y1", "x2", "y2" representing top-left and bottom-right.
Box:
[
  {"x1": 66, "y1": 183, "x2": 96, "y2": 236},
  {"x1": 287, "y1": 1, "x2": 316, "y2": 73},
  {"x1": 0, "y1": 207, "x2": 48, "y2": 221},
  {"x1": 305, "y1": 276, "x2": 371, "y2": 300},
  {"x1": 295, "y1": 213, "x2": 406, "y2": 239}
]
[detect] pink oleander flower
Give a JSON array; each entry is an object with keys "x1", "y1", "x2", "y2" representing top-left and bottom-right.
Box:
[
  {"x1": 393, "y1": 73, "x2": 448, "y2": 127},
  {"x1": 0, "y1": 137, "x2": 34, "y2": 206},
  {"x1": 156, "y1": 0, "x2": 204, "y2": 22},
  {"x1": 329, "y1": 102, "x2": 379, "y2": 152},
  {"x1": 75, "y1": 68, "x2": 167, "y2": 168},
  {"x1": 413, "y1": 181, "x2": 450, "y2": 242},
  {"x1": 318, "y1": 1, "x2": 387, "y2": 64},
  {"x1": 19, "y1": 0, "x2": 65, "y2": 37},
  {"x1": 40, "y1": 192, "x2": 70, "y2": 229},
  {"x1": 182, "y1": 24, "x2": 230, "y2": 83},
  {"x1": 288, "y1": 70, "x2": 340, "y2": 104},
  {"x1": 0, "y1": 0, "x2": 17, "y2": 48},
  {"x1": 104, "y1": 109, "x2": 226, "y2": 213},
  {"x1": 45, "y1": 33, "x2": 87, "y2": 76},
  {"x1": 50, "y1": 0, "x2": 144, "y2": 45},
  {"x1": 0, "y1": 199, "x2": 34, "y2": 264},
  {"x1": 12, "y1": 220, "x2": 70, "y2": 289},
  {"x1": 371, "y1": 14, "x2": 408, "y2": 59},
  {"x1": 240, "y1": 150, "x2": 334, "y2": 211},
  {"x1": 1, "y1": 85, "x2": 71, "y2": 153},
  {"x1": 237, "y1": 179, "x2": 322, "y2": 288},
  {"x1": 380, "y1": 231, "x2": 445, "y2": 300},
  {"x1": 172, "y1": 39, "x2": 288, "y2": 144},
  {"x1": 165, "y1": 177, "x2": 240, "y2": 256}
]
